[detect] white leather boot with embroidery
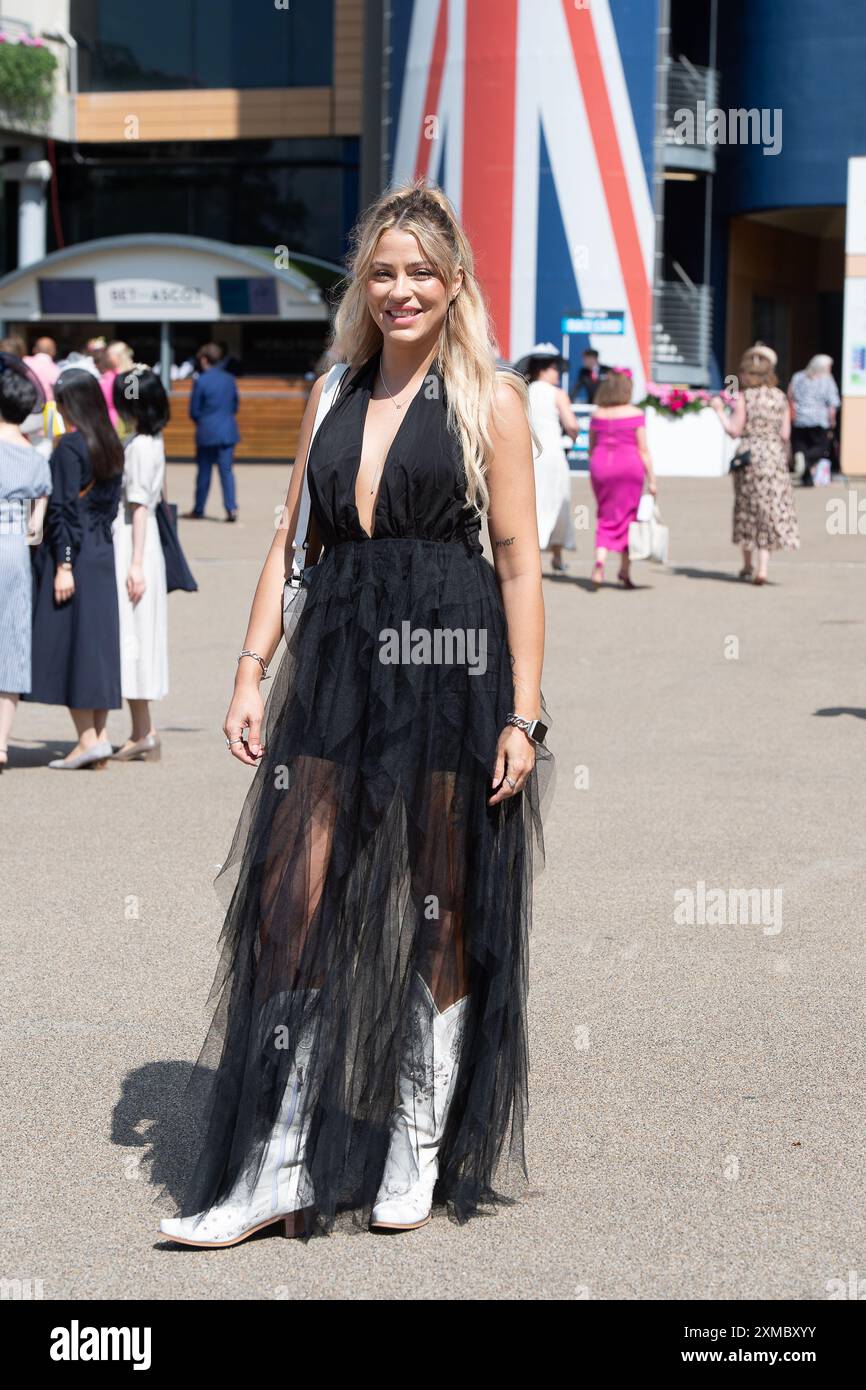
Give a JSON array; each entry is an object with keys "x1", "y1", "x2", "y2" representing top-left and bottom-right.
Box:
[
  {"x1": 159, "y1": 990, "x2": 319, "y2": 1247},
  {"x1": 370, "y1": 972, "x2": 468, "y2": 1231}
]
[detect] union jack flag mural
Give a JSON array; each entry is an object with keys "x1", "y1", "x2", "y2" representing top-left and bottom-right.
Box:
[{"x1": 387, "y1": 0, "x2": 658, "y2": 396}]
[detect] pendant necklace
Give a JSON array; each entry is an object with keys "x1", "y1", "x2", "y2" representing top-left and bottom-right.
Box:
[{"x1": 369, "y1": 364, "x2": 409, "y2": 495}]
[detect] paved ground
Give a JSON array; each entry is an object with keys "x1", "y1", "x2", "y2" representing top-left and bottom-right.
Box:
[{"x1": 2, "y1": 464, "x2": 864, "y2": 1301}]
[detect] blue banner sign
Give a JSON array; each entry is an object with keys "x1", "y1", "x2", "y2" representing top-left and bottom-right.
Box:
[{"x1": 561, "y1": 310, "x2": 626, "y2": 335}]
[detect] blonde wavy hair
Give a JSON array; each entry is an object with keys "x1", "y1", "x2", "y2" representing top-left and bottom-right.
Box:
[
  {"x1": 738, "y1": 350, "x2": 777, "y2": 390},
  {"x1": 329, "y1": 178, "x2": 533, "y2": 514}
]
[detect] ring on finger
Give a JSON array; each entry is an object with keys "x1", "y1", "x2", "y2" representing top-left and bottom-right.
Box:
[
  {"x1": 504, "y1": 775, "x2": 517, "y2": 789},
  {"x1": 226, "y1": 736, "x2": 245, "y2": 747}
]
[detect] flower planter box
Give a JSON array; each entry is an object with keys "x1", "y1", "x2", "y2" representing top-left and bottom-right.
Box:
[{"x1": 644, "y1": 404, "x2": 736, "y2": 478}]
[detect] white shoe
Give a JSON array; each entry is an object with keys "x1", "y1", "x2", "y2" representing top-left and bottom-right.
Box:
[
  {"x1": 48, "y1": 740, "x2": 113, "y2": 770},
  {"x1": 159, "y1": 990, "x2": 320, "y2": 1248},
  {"x1": 371, "y1": 972, "x2": 469, "y2": 1231}
]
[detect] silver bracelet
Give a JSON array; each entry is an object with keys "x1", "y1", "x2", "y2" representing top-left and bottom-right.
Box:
[
  {"x1": 505, "y1": 712, "x2": 548, "y2": 744},
  {"x1": 237, "y1": 650, "x2": 269, "y2": 680}
]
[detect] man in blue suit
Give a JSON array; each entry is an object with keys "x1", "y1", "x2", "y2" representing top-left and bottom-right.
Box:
[{"x1": 185, "y1": 342, "x2": 240, "y2": 522}]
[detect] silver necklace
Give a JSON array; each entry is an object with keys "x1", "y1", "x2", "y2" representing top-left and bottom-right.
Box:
[
  {"x1": 368, "y1": 364, "x2": 414, "y2": 495},
  {"x1": 378, "y1": 362, "x2": 410, "y2": 411}
]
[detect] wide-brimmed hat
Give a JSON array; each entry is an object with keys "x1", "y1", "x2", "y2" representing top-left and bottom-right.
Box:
[{"x1": 512, "y1": 341, "x2": 567, "y2": 377}]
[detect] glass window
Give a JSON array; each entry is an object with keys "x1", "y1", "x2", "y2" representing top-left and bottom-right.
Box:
[
  {"x1": 53, "y1": 139, "x2": 359, "y2": 267},
  {"x1": 71, "y1": 0, "x2": 333, "y2": 91}
]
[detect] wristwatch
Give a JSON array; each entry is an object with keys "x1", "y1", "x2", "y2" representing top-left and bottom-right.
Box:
[{"x1": 505, "y1": 713, "x2": 548, "y2": 744}]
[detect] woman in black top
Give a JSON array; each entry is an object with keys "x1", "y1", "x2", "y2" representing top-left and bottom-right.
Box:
[{"x1": 24, "y1": 369, "x2": 124, "y2": 768}]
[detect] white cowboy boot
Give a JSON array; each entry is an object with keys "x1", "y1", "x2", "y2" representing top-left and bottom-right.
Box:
[
  {"x1": 371, "y1": 972, "x2": 469, "y2": 1231},
  {"x1": 159, "y1": 990, "x2": 319, "y2": 1248}
]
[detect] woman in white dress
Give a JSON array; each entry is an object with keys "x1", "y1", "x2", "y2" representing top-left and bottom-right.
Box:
[
  {"x1": 110, "y1": 366, "x2": 170, "y2": 761},
  {"x1": 523, "y1": 349, "x2": 578, "y2": 571}
]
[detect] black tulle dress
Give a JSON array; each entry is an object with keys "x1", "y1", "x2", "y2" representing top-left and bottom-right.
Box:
[{"x1": 166, "y1": 350, "x2": 552, "y2": 1234}]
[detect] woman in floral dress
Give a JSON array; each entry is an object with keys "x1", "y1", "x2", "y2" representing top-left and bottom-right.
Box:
[{"x1": 712, "y1": 348, "x2": 799, "y2": 585}]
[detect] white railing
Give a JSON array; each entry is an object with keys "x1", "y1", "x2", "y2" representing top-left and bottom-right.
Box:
[
  {"x1": 665, "y1": 58, "x2": 720, "y2": 141},
  {"x1": 653, "y1": 278, "x2": 714, "y2": 385}
]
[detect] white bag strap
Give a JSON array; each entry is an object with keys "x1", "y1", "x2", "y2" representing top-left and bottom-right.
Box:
[{"x1": 290, "y1": 362, "x2": 349, "y2": 582}]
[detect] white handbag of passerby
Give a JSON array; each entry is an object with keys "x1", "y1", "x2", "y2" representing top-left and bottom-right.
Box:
[{"x1": 629, "y1": 493, "x2": 669, "y2": 564}]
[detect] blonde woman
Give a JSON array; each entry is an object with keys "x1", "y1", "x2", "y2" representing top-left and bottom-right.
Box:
[
  {"x1": 158, "y1": 179, "x2": 552, "y2": 1247},
  {"x1": 711, "y1": 349, "x2": 799, "y2": 584},
  {"x1": 107, "y1": 342, "x2": 135, "y2": 374}
]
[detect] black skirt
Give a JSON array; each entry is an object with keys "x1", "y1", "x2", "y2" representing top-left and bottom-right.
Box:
[
  {"x1": 26, "y1": 498, "x2": 122, "y2": 710},
  {"x1": 160, "y1": 352, "x2": 554, "y2": 1234}
]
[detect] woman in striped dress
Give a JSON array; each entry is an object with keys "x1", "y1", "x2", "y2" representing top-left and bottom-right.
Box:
[{"x1": 0, "y1": 354, "x2": 51, "y2": 771}]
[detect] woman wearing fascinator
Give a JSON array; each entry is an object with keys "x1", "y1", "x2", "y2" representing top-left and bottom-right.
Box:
[
  {"x1": 0, "y1": 354, "x2": 52, "y2": 772},
  {"x1": 710, "y1": 345, "x2": 799, "y2": 585},
  {"x1": 513, "y1": 343, "x2": 579, "y2": 574}
]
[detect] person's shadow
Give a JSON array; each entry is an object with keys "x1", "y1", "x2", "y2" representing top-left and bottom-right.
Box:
[
  {"x1": 4, "y1": 729, "x2": 206, "y2": 770},
  {"x1": 2, "y1": 740, "x2": 81, "y2": 769},
  {"x1": 672, "y1": 566, "x2": 751, "y2": 585},
  {"x1": 113, "y1": 1060, "x2": 209, "y2": 1226},
  {"x1": 814, "y1": 706, "x2": 866, "y2": 720},
  {"x1": 543, "y1": 573, "x2": 652, "y2": 592}
]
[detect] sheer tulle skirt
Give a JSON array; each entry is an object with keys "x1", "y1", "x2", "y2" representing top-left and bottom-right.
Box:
[{"x1": 159, "y1": 538, "x2": 552, "y2": 1234}]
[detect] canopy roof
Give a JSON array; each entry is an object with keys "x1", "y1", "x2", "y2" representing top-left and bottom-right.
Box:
[{"x1": 0, "y1": 234, "x2": 334, "y2": 323}]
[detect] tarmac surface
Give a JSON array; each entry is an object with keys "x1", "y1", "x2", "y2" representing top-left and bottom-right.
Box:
[{"x1": 2, "y1": 465, "x2": 864, "y2": 1300}]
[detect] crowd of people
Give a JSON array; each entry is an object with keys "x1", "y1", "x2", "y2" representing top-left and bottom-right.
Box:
[
  {"x1": 0, "y1": 316, "x2": 840, "y2": 775},
  {"x1": 0, "y1": 347, "x2": 171, "y2": 771},
  {"x1": 521, "y1": 339, "x2": 835, "y2": 589}
]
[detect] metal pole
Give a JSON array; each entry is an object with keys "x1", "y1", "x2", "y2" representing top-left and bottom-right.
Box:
[
  {"x1": 18, "y1": 142, "x2": 49, "y2": 267},
  {"x1": 651, "y1": 0, "x2": 672, "y2": 383},
  {"x1": 381, "y1": 1, "x2": 392, "y2": 192},
  {"x1": 160, "y1": 321, "x2": 172, "y2": 383},
  {"x1": 361, "y1": 0, "x2": 387, "y2": 205}
]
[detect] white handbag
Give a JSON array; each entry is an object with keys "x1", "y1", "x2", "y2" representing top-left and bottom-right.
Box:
[
  {"x1": 628, "y1": 498, "x2": 669, "y2": 564},
  {"x1": 286, "y1": 361, "x2": 349, "y2": 591}
]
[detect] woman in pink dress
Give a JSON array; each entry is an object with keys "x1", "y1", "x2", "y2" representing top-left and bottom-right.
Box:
[{"x1": 588, "y1": 369, "x2": 656, "y2": 589}]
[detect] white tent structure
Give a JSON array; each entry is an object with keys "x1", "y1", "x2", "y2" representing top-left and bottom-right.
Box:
[{"x1": 0, "y1": 233, "x2": 330, "y2": 377}]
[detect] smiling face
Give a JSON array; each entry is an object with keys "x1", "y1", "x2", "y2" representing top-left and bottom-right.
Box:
[{"x1": 366, "y1": 227, "x2": 462, "y2": 347}]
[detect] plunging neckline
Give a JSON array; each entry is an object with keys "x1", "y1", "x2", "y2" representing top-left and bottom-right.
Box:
[{"x1": 352, "y1": 353, "x2": 434, "y2": 540}]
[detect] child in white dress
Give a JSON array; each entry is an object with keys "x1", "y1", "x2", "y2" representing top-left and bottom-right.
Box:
[{"x1": 110, "y1": 366, "x2": 170, "y2": 760}]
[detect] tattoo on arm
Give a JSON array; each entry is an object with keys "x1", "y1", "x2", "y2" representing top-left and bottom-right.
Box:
[{"x1": 495, "y1": 536, "x2": 516, "y2": 548}]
